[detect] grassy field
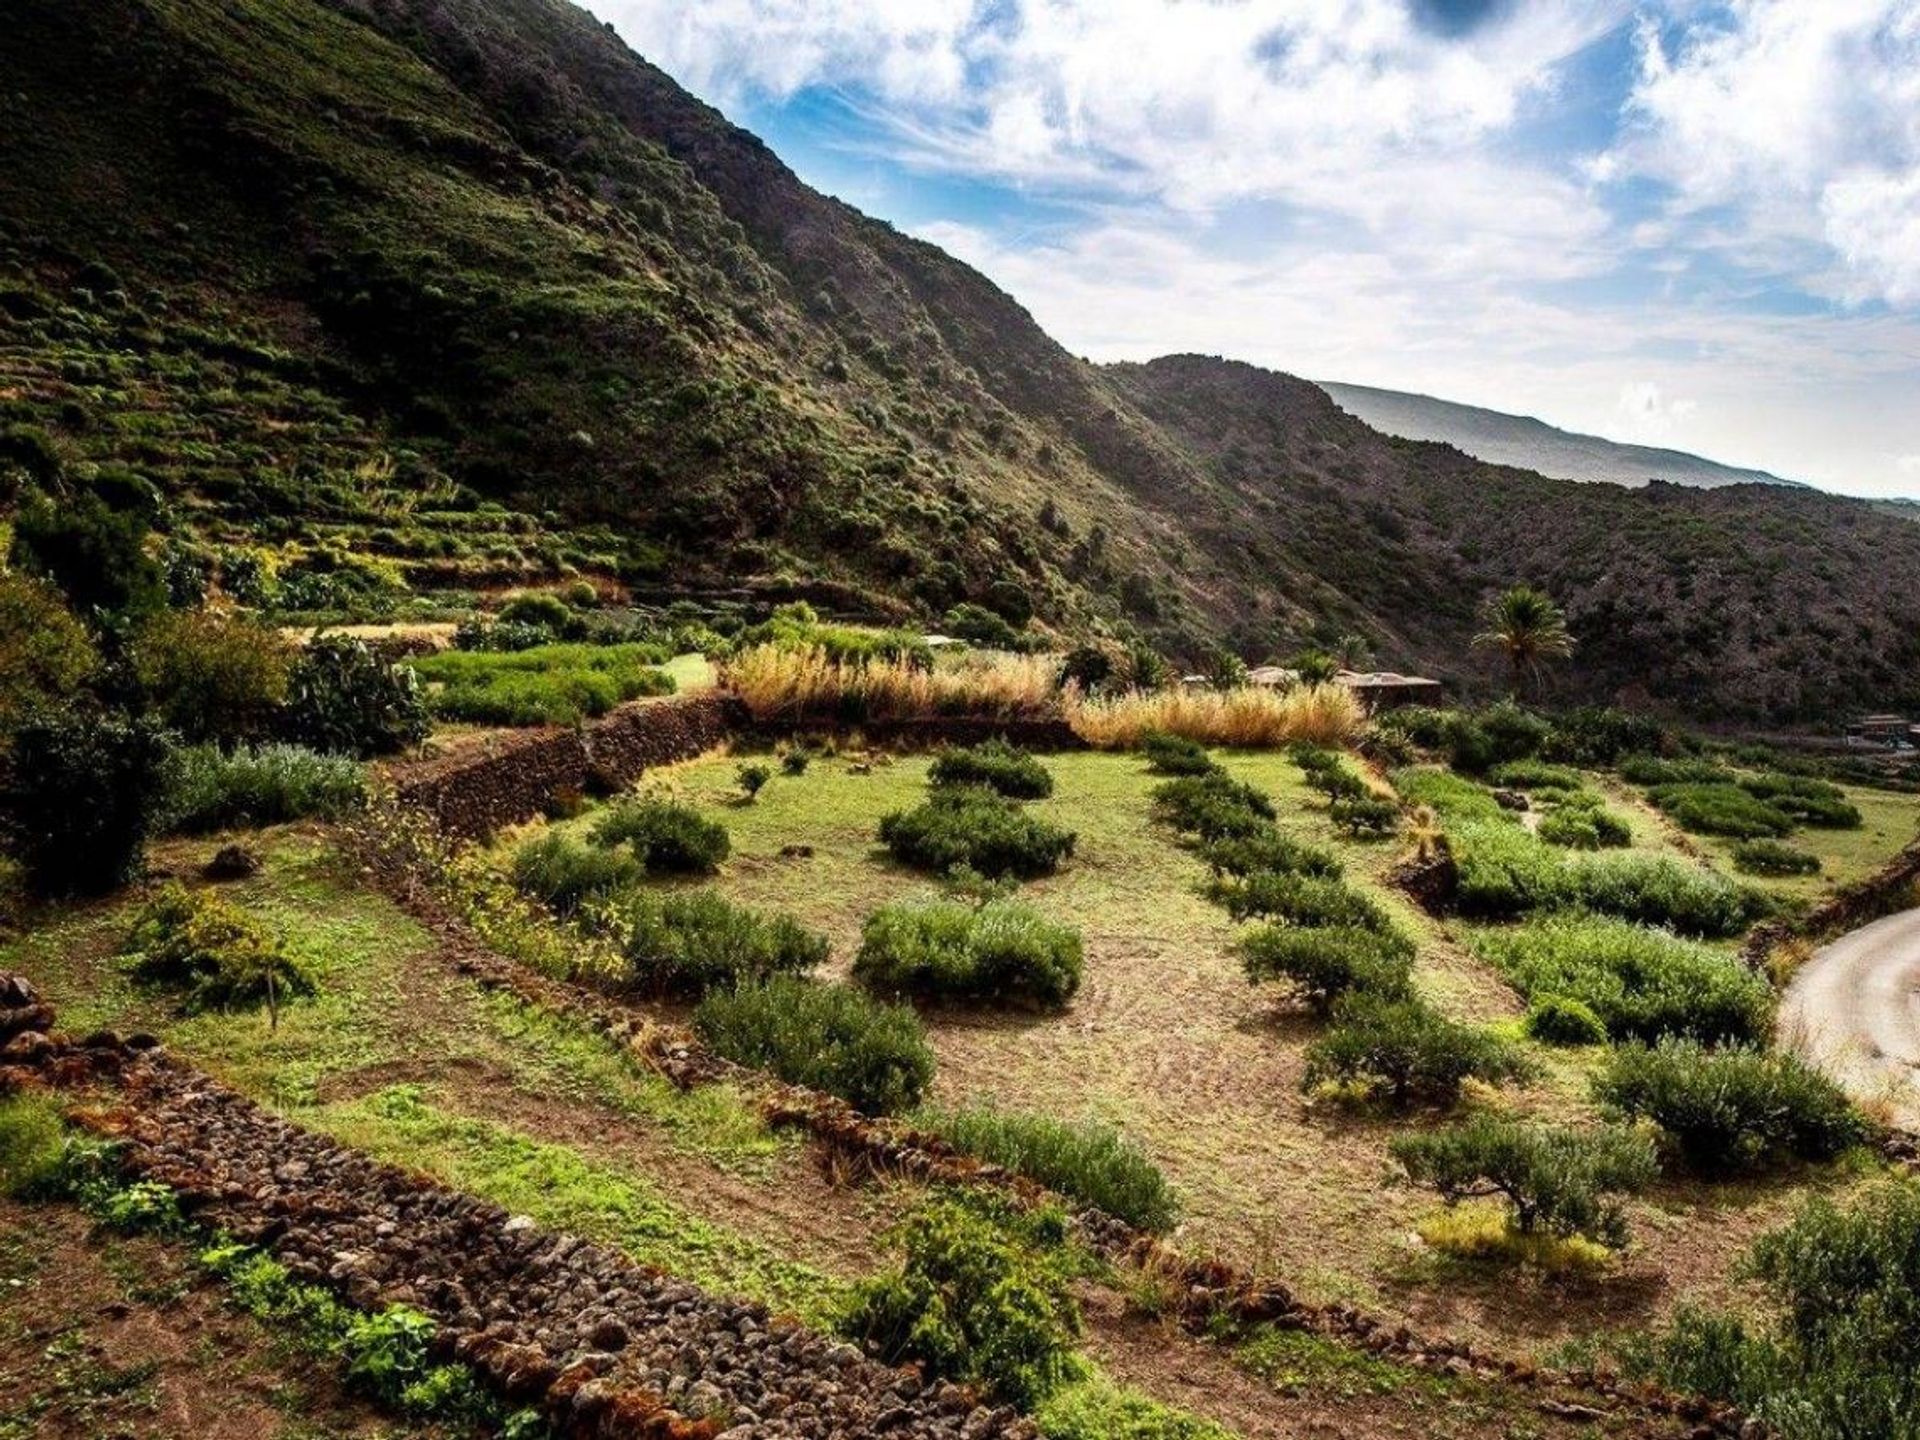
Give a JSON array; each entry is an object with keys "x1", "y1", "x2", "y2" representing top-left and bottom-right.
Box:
[{"x1": 495, "y1": 744, "x2": 1916, "y2": 1346}]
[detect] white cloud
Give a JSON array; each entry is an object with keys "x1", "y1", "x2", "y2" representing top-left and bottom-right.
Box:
[
  {"x1": 1617, "y1": 0, "x2": 1920, "y2": 307},
  {"x1": 1615, "y1": 380, "x2": 1697, "y2": 439}
]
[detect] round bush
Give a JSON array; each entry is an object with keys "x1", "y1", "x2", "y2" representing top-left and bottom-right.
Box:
[
  {"x1": 1237, "y1": 924, "x2": 1414, "y2": 1012},
  {"x1": 510, "y1": 831, "x2": 641, "y2": 914},
  {"x1": 1732, "y1": 839, "x2": 1821, "y2": 877},
  {"x1": 6, "y1": 708, "x2": 171, "y2": 895},
  {"x1": 605, "y1": 889, "x2": 827, "y2": 997},
  {"x1": 1525, "y1": 995, "x2": 1608, "y2": 1047},
  {"x1": 695, "y1": 976, "x2": 933, "y2": 1114},
  {"x1": 1302, "y1": 992, "x2": 1531, "y2": 1107},
  {"x1": 1205, "y1": 871, "x2": 1395, "y2": 930},
  {"x1": 855, "y1": 898, "x2": 1083, "y2": 1008},
  {"x1": 591, "y1": 797, "x2": 730, "y2": 874},
  {"x1": 879, "y1": 788, "x2": 1075, "y2": 881},
  {"x1": 928, "y1": 740, "x2": 1054, "y2": 799},
  {"x1": 1200, "y1": 829, "x2": 1342, "y2": 880}
]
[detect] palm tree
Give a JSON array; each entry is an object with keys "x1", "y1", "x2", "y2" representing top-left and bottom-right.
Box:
[{"x1": 1473, "y1": 585, "x2": 1574, "y2": 696}]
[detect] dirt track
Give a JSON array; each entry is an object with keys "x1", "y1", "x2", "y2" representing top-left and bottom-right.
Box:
[{"x1": 1781, "y1": 906, "x2": 1920, "y2": 1128}]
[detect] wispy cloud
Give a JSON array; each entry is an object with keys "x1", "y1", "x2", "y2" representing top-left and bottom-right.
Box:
[{"x1": 598, "y1": 0, "x2": 1920, "y2": 495}]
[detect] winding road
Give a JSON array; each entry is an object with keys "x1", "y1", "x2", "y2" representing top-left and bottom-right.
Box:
[{"x1": 1781, "y1": 907, "x2": 1920, "y2": 1130}]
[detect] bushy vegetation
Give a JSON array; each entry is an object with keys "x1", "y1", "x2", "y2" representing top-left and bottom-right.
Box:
[
  {"x1": 1150, "y1": 771, "x2": 1277, "y2": 841},
  {"x1": 928, "y1": 740, "x2": 1055, "y2": 799},
  {"x1": 0, "y1": 570, "x2": 97, "y2": 735},
  {"x1": 6, "y1": 708, "x2": 171, "y2": 894},
  {"x1": 1739, "y1": 773, "x2": 1862, "y2": 828},
  {"x1": 1733, "y1": 838, "x2": 1822, "y2": 877},
  {"x1": 1207, "y1": 870, "x2": 1397, "y2": 930},
  {"x1": 1382, "y1": 703, "x2": 1666, "y2": 773},
  {"x1": 854, "y1": 897, "x2": 1084, "y2": 1008},
  {"x1": 727, "y1": 645, "x2": 1059, "y2": 724},
  {"x1": 1473, "y1": 916, "x2": 1774, "y2": 1046},
  {"x1": 1619, "y1": 755, "x2": 1731, "y2": 786},
  {"x1": 1068, "y1": 683, "x2": 1362, "y2": 750},
  {"x1": 1392, "y1": 1116, "x2": 1657, "y2": 1249},
  {"x1": 602, "y1": 889, "x2": 829, "y2": 998},
  {"x1": 1448, "y1": 819, "x2": 1765, "y2": 936},
  {"x1": 1199, "y1": 829, "x2": 1342, "y2": 881},
  {"x1": 591, "y1": 797, "x2": 731, "y2": 874},
  {"x1": 159, "y1": 743, "x2": 365, "y2": 833},
  {"x1": 1139, "y1": 731, "x2": 1215, "y2": 776},
  {"x1": 695, "y1": 976, "x2": 934, "y2": 1115},
  {"x1": 879, "y1": 788, "x2": 1076, "y2": 880},
  {"x1": 842, "y1": 1194, "x2": 1082, "y2": 1406},
  {"x1": 1594, "y1": 1040, "x2": 1868, "y2": 1171},
  {"x1": 411, "y1": 642, "x2": 674, "y2": 726},
  {"x1": 1328, "y1": 793, "x2": 1399, "y2": 838},
  {"x1": 130, "y1": 609, "x2": 293, "y2": 745},
  {"x1": 1487, "y1": 759, "x2": 1582, "y2": 791},
  {"x1": 509, "y1": 831, "x2": 641, "y2": 915},
  {"x1": 1536, "y1": 795, "x2": 1632, "y2": 850},
  {"x1": 279, "y1": 636, "x2": 429, "y2": 757},
  {"x1": 1633, "y1": 1182, "x2": 1920, "y2": 1440},
  {"x1": 119, "y1": 882, "x2": 314, "y2": 1013},
  {"x1": 917, "y1": 1106, "x2": 1178, "y2": 1232},
  {"x1": 734, "y1": 603, "x2": 932, "y2": 669},
  {"x1": 1034, "y1": 1378, "x2": 1234, "y2": 1440},
  {"x1": 1302, "y1": 993, "x2": 1530, "y2": 1107},
  {"x1": 0, "y1": 1092, "x2": 73, "y2": 1202},
  {"x1": 1237, "y1": 924, "x2": 1415, "y2": 1013},
  {"x1": 1646, "y1": 782, "x2": 1796, "y2": 839},
  {"x1": 1525, "y1": 995, "x2": 1609, "y2": 1047}
]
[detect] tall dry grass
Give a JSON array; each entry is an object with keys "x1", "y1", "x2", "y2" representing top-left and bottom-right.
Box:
[
  {"x1": 723, "y1": 644, "x2": 1063, "y2": 722},
  {"x1": 1066, "y1": 683, "x2": 1363, "y2": 749}
]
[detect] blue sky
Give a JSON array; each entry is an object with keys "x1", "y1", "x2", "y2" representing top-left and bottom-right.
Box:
[{"x1": 599, "y1": 1, "x2": 1919, "y2": 496}]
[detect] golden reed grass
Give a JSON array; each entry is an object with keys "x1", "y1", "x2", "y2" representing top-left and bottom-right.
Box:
[
  {"x1": 1064, "y1": 682, "x2": 1363, "y2": 749},
  {"x1": 723, "y1": 644, "x2": 1062, "y2": 722}
]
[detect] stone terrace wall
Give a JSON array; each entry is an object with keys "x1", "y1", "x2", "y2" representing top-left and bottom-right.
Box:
[
  {"x1": 1741, "y1": 832, "x2": 1920, "y2": 970},
  {"x1": 393, "y1": 694, "x2": 745, "y2": 840}
]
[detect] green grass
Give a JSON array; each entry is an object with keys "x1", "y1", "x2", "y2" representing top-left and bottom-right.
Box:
[
  {"x1": 316, "y1": 1083, "x2": 841, "y2": 1324},
  {"x1": 411, "y1": 642, "x2": 675, "y2": 725}
]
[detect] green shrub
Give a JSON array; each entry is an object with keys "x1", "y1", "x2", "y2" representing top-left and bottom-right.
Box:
[
  {"x1": 1542, "y1": 707, "x2": 1668, "y2": 766},
  {"x1": 780, "y1": 748, "x2": 811, "y2": 776},
  {"x1": 412, "y1": 642, "x2": 673, "y2": 726},
  {"x1": 510, "y1": 831, "x2": 641, "y2": 914},
  {"x1": 1478, "y1": 701, "x2": 1552, "y2": 765},
  {"x1": 1150, "y1": 773, "x2": 1276, "y2": 840},
  {"x1": 120, "y1": 882, "x2": 314, "y2": 1013},
  {"x1": 1488, "y1": 759, "x2": 1582, "y2": 791},
  {"x1": 1205, "y1": 871, "x2": 1395, "y2": 930},
  {"x1": 943, "y1": 601, "x2": 1025, "y2": 650},
  {"x1": 1733, "y1": 838, "x2": 1821, "y2": 877},
  {"x1": 1619, "y1": 754, "x2": 1731, "y2": 786},
  {"x1": 0, "y1": 1093, "x2": 71, "y2": 1201},
  {"x1": 841, "y1": 1194, "x2": 1082, "y2": 1406},
  {"x1": 159, "y1": 743, "x2": 365, "y2": 833},
  {"x1": 917, "y1": 1106, "x2": 1177, "y2": 1231},
  {"x1": 603, "y1": 889, "x2": 828, "y2": 997},
  {"x1": 11, "y1": 485, "x2": 164, "y2": 621},
  {"x1": 1536, "y1": 801, "x2": 1632, "y2": 850},
  {"x1": 1635, "y1": 1182, "x2": 1920, "y2": 1438},
  {"x1": 1199, "y1": 830, "x2": 1342, "y2": 880},
  {"x1": 591, "y1": 797, "x2": 730, "y2": 874},
  {"x1": 928, "y1": 740, "x2": 1054, "y2": 799},
  {"x1": 280, "y1": 636, "x2": 429, "y2": 758},
  {"x1": 1449, "y1": 820, "x2": 1765, "y2": 937},
  {"x1": 6, "y1": 708, "x2": 172, "y2": 895},
  {"x1": 496, "y1": 591, "x2": 577, "y2": 634},
  {"x1": 1302, "y1": 994, "x2": 1529, "y2": 1106},
  {"x1": 736, "y1": 761, "x2": 772, "y2": 798},
  {"x1": 695, "y1": 976, "x2": 933, "y2": 1114},
  {"x1": 854, "y1": 897, "x2": 1083, "y2": 1007},
  {"x1": 1647, "y1": 782, "x2": 1793, "y2": 839},
  {"x1": 880, "y1": 788, "x2": 1076, "y2": 880},
  {"x1": 1595, "y1": 1040, "x2": 1868, "y2": 1171},
  {"x1": 1237, "y1": 924, "x2": 1414, "y2": 1012},
  {"x1": 1392, "y1": 1116, "x2": 1657, "y2": 1248},
  {"x1": 0, "y1": 570, "x2": 97, "y2": 736},
  {"x1": 131, "y1": 610, "x2": 292, "y2": 745},
  {"x1": 1328, "y1": 793, "x2": 1399, "y2": 837},
  {"x1": 1474, "y1": 915, "x2": 1774, "y2": 1046},
  {"x1": 1140, "y1": 731, "x2": 1216, "y2": 777},
  {"x1": 1393, "y1": 767, "x2": 1510, "y2": 824},
  {"x1": 1525, "y1": 995, "x2": 1609, "y2": 1047},
  {"x1": 1739, "y1": 773, "x2": 1861, "y2": 829}
]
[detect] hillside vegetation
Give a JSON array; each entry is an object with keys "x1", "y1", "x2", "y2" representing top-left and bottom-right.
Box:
[{"x1": 6, "y1": 0, "x2": 1920, "y2": 720}]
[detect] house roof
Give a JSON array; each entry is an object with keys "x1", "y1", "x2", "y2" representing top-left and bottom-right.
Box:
[
  {"x1": 1246, "y1": 665, "x2": 1300, "y2": 687},
  {"x1": 1334, "y1": 670, "x2": 1442, "y2": 690}
]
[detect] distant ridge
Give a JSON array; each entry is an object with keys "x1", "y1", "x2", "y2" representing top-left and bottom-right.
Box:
[{"x1": 1318, "y1": 381, "x2": 1800, "y2": 491}]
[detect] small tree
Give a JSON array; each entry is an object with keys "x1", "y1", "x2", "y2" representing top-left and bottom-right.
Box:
[
  {"x1": 1473, "y1": 585, "x2": 1574, "y2": 697},
  {"x1": 1303, "y1": 993, "x2": 1530, "y2": 1107},
  {"x1": 6, "y1": 708, "x2": 172, "y2": 895},
  {"x1": 1392, "y1": 1116, "x2": 1657, "y2": 1248},
  {"x1": 279, "y1": 636, "x2": 428, "y2": 757},
  {"x1": 131, "y1": 609, "x2": 292, "y2": 745}
]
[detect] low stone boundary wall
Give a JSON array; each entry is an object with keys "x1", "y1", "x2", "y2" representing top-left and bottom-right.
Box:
[
  {"x1": 392, "y1": 694, "x2": 745, "y2": 840},
  {"x1": 0, "y1": 979, "x2": 1031, "y2": 1440}
]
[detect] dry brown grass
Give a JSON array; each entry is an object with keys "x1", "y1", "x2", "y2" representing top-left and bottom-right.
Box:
[
  {"x1": 722, "y1": 644, "x2": 1063, "y2": 722},
  {"x1": 1066, "y1": 683, "x2": 1364, "y2": 749}
]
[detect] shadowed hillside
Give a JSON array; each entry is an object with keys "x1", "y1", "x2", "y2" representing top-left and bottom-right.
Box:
[{"x1": 5, "y1": 0, "x2": 1920, "y2": 721}]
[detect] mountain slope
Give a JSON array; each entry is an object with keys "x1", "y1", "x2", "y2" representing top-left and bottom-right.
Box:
[
  {"x1": 5, "y1": 0, "x2": 1920, "y2": 722},
  {"x1": 1318, "y1": 381, "x2": 1797, "y2": 490}
]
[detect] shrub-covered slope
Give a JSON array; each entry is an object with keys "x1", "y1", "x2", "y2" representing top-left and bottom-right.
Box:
[{"x1": 6, "y1": 0, "x2": 1920, "y2": 719}]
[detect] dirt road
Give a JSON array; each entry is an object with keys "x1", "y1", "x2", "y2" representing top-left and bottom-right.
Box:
[{"x1": 1781, "y1": 907, "x2": 1920, "y2": 1128}]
